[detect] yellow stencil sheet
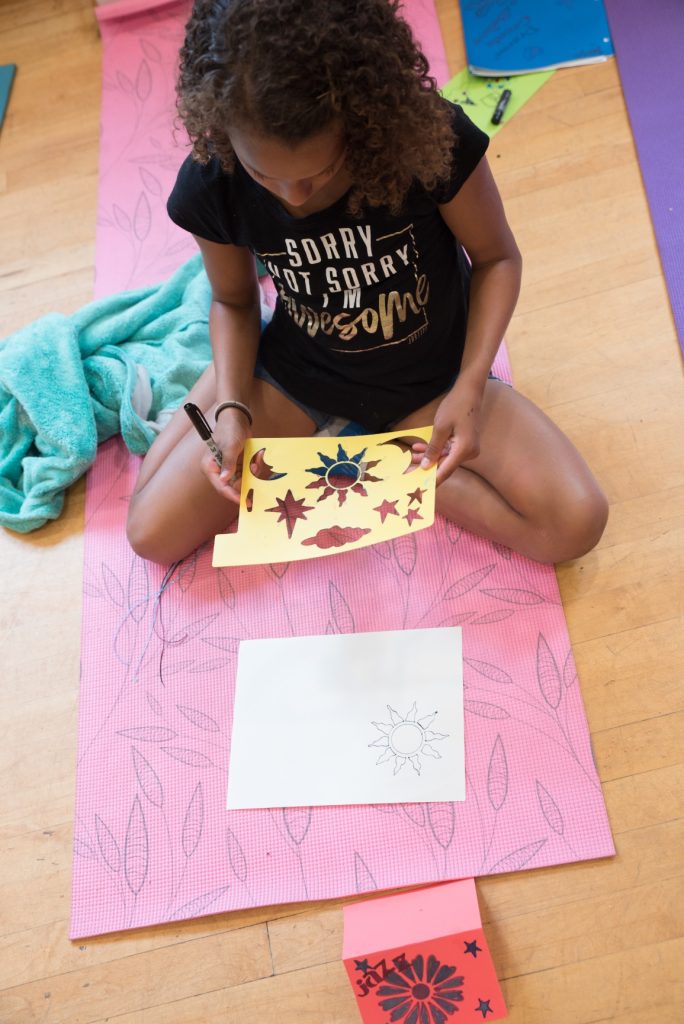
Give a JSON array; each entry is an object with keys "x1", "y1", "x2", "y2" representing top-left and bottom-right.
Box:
[{"x1": 212, "y1": 428, "x2": 436, "y2": 568}]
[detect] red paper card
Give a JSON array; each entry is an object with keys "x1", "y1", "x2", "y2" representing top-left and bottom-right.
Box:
[{"x1": 343, "y1": 880, "x2": 506, "y2": 1023}]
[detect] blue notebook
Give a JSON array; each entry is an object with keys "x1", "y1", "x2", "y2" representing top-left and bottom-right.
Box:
[
  {"x1": 460, "y1": 0, "x2": 614, "y2": 75},
  {"x1": 0, "y1": 65, "x2": 16, "y2": 131}
]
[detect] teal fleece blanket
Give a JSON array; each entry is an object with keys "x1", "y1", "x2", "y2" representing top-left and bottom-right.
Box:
[{"x1": 0, "y1": 255, "x2": 212, "y2": 533}]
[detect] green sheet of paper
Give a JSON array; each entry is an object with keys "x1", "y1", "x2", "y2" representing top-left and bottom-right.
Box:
[{"x1": 441, "y1": 67, "x2": 553, "y2": 137}]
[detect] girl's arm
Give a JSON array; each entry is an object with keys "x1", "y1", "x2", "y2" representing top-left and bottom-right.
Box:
[
  {"x1": 193, "y1": 236, "x2": 262, "y2": 501},
  {"x1": 420, "y1": 157, "x2": 522, "y2": 478}
]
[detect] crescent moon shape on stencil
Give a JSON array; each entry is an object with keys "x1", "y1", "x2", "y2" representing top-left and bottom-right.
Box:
[
  {"x1": 378, "y1": 435, "x2": 425, "y2": 474},
  {"x1": 249, "y1": 447, "x2": 287, "y2": 481}
]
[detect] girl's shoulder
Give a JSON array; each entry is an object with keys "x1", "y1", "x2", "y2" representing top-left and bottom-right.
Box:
[
  {"x1": 167, "y1": 153, "x2": 235, "y2": 244},
  {"x1": 426, "y1": 100, "x2": 490, "y2": 205}
]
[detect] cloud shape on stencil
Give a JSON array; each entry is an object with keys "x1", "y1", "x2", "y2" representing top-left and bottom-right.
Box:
[{"x1": 301, "y1": 525, "x2": 371, "y2": 549}]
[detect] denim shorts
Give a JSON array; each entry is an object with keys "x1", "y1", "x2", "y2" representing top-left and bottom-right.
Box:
[{"x1": 253, "y1": 357, "x2": 509, "y2": 433}]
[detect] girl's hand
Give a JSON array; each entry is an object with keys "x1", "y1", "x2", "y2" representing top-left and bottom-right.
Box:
[
  {"x1": 201, "y1": 409, "x2": 252, "y2": 504},
  {"x1": 413, "y1": 377, "x2": 484, "y2": 484}
]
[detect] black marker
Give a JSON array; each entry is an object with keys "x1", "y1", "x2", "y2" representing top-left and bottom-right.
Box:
[
  {"x1": 184, "y1": 402, "x2": 223, "y2": 469},
  {"x1": 491, "y1": 88, "x2": 512, "y2": 125}
]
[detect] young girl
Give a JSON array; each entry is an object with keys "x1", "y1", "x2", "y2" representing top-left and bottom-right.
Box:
[{"x1": 127, "y1": 0, "x2": 608, "y2": 566}]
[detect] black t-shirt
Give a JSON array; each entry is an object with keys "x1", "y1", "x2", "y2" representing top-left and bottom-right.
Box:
[{"x1": 168, "y1": 102, "x2": 489, "y2": 430}]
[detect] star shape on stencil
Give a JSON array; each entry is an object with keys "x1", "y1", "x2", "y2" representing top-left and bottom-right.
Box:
[
  {"x1": 354, "y1": 959, "x2": 371, "y2": 973},
  {"x1": 464, "y1": 939, "x2": 482, "y2": 958},
  {"x1": 475, "y1": 998, "x2": 493, "y2": 1018},
  {"x1": 265, "y1": 490, "x2": 314, "y2": 539},
  {"x1": 407, "y1": 486, "x2": 427, "y2": 505},
  {"x1": 403, "y1": 507, "x2": 424, "y2": 527},
  {"x1": 374, "y1": 498, "x2": 399, "y2": 523}
]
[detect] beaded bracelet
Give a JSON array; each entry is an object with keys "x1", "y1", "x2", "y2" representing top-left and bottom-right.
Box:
[{"x1": 215, "y1": 400, "x2": 253, "y2": 427}]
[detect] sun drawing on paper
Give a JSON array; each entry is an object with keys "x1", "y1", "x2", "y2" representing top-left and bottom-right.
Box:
[
  {"x1": 305, "y1": 443, "x2": 382, "y2": 506},
  {"x1": 369, "y1": 703, "x2": 448, "y2": 775}
]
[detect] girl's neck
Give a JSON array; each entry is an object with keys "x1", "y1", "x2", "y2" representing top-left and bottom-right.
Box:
[{"x1": 275, "y1": 167, "x2": 353, "y2": 218}]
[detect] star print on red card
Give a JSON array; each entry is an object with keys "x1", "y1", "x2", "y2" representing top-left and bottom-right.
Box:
[
  {"x1": 374, "y1": 499, "x2": 400, "y2": 523},
  {"x1": 265, "y1": 490, "x2": 314, "y2": 538}
]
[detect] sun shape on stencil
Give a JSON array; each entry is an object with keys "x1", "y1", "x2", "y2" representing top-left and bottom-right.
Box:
[
  {"x1": 305, "y1": 444, "x2": 382, "y2": 506},
  {"x1": 369, "y1": 703, "x2": 448, "y2": 775},
  {"x1": 377, "y1": 953, "x2": 465, "y2": 1020},
  {"x1": 265, "y1": 490, "x2": 314, "y2": 539}
]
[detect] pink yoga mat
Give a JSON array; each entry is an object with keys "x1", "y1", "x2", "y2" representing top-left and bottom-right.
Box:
[{"x1": 71, "y1": 0, "x2": 613, "y2": 939}]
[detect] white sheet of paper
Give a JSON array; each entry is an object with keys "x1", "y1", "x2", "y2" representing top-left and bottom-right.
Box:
[{"x1": 227, "y1": 627, "x2": 464, "y2": 809}]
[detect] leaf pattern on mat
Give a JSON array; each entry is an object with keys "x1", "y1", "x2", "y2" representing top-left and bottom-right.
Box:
[
  {"x1": 202, "y1": 636, "x2": 241, "y2": 653},
  {"x1": 437, "y1": 611, "x2": 475, "y2": 628},
  {"x1": 113, "y1": 202, "x2": 132, "y2": 232},
  {"x1": 216, "y1": 569, "x2": 236, "y2": 608},
  {"x1": 463, "y1": 658, "x2": 513, "y2": 685},
  {"x1": 132, "y1": 748, "x2": 164, "y2": 808},
  {"x1": 492, "y1": 541, "x2": 512, "y2": 560},
  {"x1": 401, "y1": 803, "x2": 426, "y2": 827},
  {"x1": 443, "y1": 564, "x2": 495, "y2": 600},
  {"x1": 102, "y1": 564, "x2": 125, "y2": 607},
  {"x1": 392, "y1": 534, "x2": 417, "y2": 575},
  {"x1": 464, "y1": 700, "x2": 510, "y2": 720},
  {"x1": 269, "y1": 562, "x2": 290, "y2": 579},
  {"x1": 490, "y1": 838, "x2": 547, "y2": 873},
  {"x1": 283, "y1": 807, "x2": 312, "y2": 846},
  {"x1": 372, "y1": 541, "x2": 393, "y2": 560},
  {"x1": 127, "y1": 556, "x2": 149, "y2": 622},
  {"x1": 329, "y1": 582, "x2": 355, "y2": 633},
  {"x1": 113, "y1": 614, "x2": 139, "y2": 668},
  {"x1": 470, "y1": 610, "x2": 516, "y2": 625},
  {"x1": 135, "y1": 60, "x2": 152, "y2": 102},
  {"x1": 537, "y1": 634, "x2": 562, "y2": 709},
  {"x1": 140, "y1": 39, "x2": 161, "y2": 62},
  {"x1": 536, "y1": 780, "x2": 564, "y2": 835},
  {"x1": 177, "y1": 705, "x2": 221, "y2": 732},
  {"x1": 354, "y1": 851, "x2": 378, "y2": 892},
  {"x1": 563, "y1": 650, "x2": 578, "y2": 689},
  {"x1": 487, "y1": 735, "x2": 508, "y2": 811},
  {"x1": 168, "y1": 614, "x2": 220, "y2": 646},
  {"x1": 427, "y1": 803, "x2": 455, "y2": 849},
  {"x1": 480, "y1": 587, "x2": 545, "y2": 606},
  {"x1": 95, "y1": 815, "x2": 121, "y2": 873},
  {"x1": 444, "y1": 521, "x2": 463, "y2": 544},
  {"x1": 124, "y1": 796, "x2": 149, "y2": 896},
  {"x1": 191, "y1": 658, "x2": 233, "y2": 673},
  {"x1": 73, "y1": 837, "x2": 97, "y2": 859},
  {"x1": 226, "y1": 828, "x2": 248, "y2": 883},
  {"x1": 160, "y1": 747, "x2": 215, "y2": 768},
  {"x1": 118, "y1": 727, "x2": 176, "y2": 742},
  {"x1": 133, "y1": 192, "x2": 151, "y2": 242},
  {"x1": 176, "y1": 553, "x2": 198, "y2": 593},
  {"x1": 182, "y1": 783, "x2": 204, "y2": 858},
  {"x1": 171, "y1": 885, "x2": 231, "y2": 921},
  {"x1": 138, "y1": 166, "x2": 162, "y2": 196},
  {"x1": 146, "y1": 693, "x2": 164, "y2": 718}
]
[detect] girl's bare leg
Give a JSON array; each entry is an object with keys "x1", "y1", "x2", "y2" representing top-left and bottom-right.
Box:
[
  {"x1": 126, "y1": 362, "x2": 317, "y2": 564},
  {"x1": 398, "y1": 379, "x2": 608, "y2": 564}
]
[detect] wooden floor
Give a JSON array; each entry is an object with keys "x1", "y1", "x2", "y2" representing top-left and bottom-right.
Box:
[{"x1": 1, "y1": 1, "x2": 682, "y2": 1021}]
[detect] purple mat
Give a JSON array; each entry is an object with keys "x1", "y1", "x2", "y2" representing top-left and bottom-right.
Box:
[{"x1": 604, "y1": 0, "x2": 684, "y2": 356}]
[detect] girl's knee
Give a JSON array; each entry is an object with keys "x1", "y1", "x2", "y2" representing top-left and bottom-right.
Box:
[
  {"x1": 539, "y1": 484, "x2": 609, "y2": 563},
  {"x1": 126, "y1": 497, "x2": 179, "y2": 566}
]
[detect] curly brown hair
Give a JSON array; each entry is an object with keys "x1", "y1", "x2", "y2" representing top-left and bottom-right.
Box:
[{"x1": 177, "y1": 0, "x2": 455, "y2": 214}]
